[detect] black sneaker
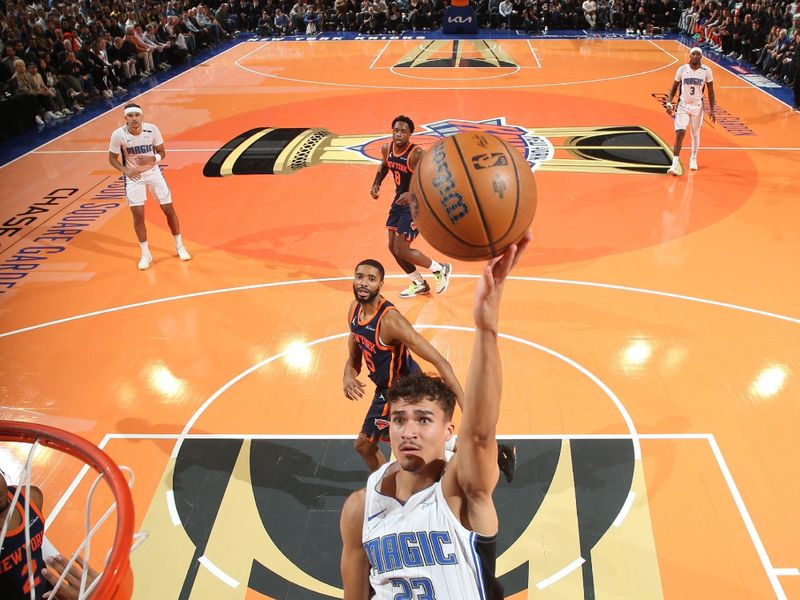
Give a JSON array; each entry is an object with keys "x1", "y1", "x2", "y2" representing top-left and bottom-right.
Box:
[{"x1": 497, "y1": 443, "x2": 517, "y2": 483}]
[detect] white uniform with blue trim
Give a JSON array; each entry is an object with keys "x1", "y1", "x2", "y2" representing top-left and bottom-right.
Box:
[
  {"x1": 362, "y1": 462, "x2": 503, "y2": 600},
  {"x1": 673, "y1": 63, "x2": 713, "y2": 131},
  {"x1": 108, "y1": 122, "x2": 171, "y2": 207}
]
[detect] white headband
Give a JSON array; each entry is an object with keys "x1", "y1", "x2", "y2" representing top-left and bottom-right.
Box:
[
  {"x1": 123, "y1": 107, "x2": 142, "y2": 116},
  {"x1": 690, "y1": 47, "x2": 703, "y2": 56}
]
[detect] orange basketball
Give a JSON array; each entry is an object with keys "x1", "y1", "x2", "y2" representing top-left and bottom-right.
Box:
[{"x1": 409, "y1": 132, "x2": 537, "y2": 261}]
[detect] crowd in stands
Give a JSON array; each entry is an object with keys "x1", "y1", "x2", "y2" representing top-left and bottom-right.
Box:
[
  {"x1": 679, "y1": 1, "x2": 799, "y2": 89},
  {"x1": 0, "y1": 0, "x2": 233, "y2": 138},
  {"x1": 1, "y1": 0, "x2": 798, "y2": 139}
]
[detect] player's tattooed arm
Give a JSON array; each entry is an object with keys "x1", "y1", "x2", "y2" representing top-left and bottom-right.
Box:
[
  {"x1": 370, "y1": 143, "x2": 390, "y2": 199},
  {"x1": 707, "y1": 81, "x2": 716, "y2": 122},
  {"x1": 343, "y1": 328, "x2": 366, "y2": 401},
  {"x1": 666, "y1": 80, "x2": 680, "y2": 114}
]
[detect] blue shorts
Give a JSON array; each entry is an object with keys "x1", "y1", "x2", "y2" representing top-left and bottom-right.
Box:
[
  {"x1": 386, "y1": 202, "x2": 419, "y2": 242},
  {"x1": 361, "y1": 389, "x2": 391, "y2": 442}
]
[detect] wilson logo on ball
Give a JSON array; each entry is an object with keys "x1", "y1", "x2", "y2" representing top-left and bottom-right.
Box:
[{"x1": 431, "y1": 143, "x2": 470, "y2": 225}]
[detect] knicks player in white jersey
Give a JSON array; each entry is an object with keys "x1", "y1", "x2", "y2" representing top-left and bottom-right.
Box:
[
  {"x1": 340, "y1": 231, "x2": 532, "y2": 600},
  {"x1": 108, "y1": 102, "x2": 191, "y2": 269},
  {"x1": 665, "y1": 47, "x2": 716, "y2": 175}
]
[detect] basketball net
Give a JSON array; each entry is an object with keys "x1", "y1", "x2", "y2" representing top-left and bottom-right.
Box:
[{"x1": 0, "y1": 422, "x2": 145, "y2": 599}]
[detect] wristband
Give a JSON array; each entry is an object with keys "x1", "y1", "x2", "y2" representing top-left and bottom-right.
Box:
[{"x1": 154, "y1": 154, "x2": 162, "y2": 163}]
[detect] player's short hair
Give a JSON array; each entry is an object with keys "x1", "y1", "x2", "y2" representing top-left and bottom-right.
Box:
[
  {"x1": 386, "y1": 373, "x2": 457, "y2": 420},
  {"x1": 391, "y1": 115, "x2": 415, "y2": 134},
  {"x1": 355, "y1": 258, "x2": 385, "y2": 281}
]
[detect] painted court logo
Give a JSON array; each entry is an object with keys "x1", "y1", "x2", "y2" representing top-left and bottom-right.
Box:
[
  {"x1": 350, "y1": 117, "x2": 555, "y2": 172},
  {"x1": 203, "y1": 119, "x2": 676, "y2": 177}
]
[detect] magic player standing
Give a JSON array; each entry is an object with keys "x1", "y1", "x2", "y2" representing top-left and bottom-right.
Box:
[
  {"x1": 108, "y1": 102, "x2": 191, "y2": 269},
  {"x1": 370, "y1": 115, "x2": 452, "y2": 298},
  {"x1": 666, "y1": 47, "x2": 716, "y2": 175}
]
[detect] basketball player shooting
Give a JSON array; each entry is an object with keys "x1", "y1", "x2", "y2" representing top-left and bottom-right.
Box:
[
  {"x1": 370, "y1": 116, "x2": 452, "y2": 299},
  {"x1": 665, "y1": 47, "x2": 716, "y2": 175},
  {"x1": 340, "y1": 231, "x2": 531, "y2": 600}
]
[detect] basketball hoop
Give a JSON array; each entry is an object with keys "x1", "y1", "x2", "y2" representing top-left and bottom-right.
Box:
[{"x1": 0, "y1": 421, "x2": 135, "y2": 599}]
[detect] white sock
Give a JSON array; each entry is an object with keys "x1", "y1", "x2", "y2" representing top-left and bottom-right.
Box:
[
  {"x1": 410, "y1": 271, "x2": 424, "y2": 285},
  {"x1": 672, "y1": 156, "x2": 680, "y2": 167},
  {"x1": 429, "y1": 259, "x2": 442, "y2": 273},
  {"x1": 174, "y1": 234, "x2": 183, "y2": 249},
  {"x1": 139, "y1": 241, "x2": 150, "y2": 256}
]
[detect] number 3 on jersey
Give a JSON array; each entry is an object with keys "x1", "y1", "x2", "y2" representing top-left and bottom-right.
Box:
[{"x1": 390, "y1": 576, "x2": 436, "y2": 600}]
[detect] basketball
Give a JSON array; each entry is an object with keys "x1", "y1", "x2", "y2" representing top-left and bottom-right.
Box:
[{"x1": 408, "y1": 132, "x2": 537, "y2": 261}]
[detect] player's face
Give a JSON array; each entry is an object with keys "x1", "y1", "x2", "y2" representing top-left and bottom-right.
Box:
[
  {"x1": 392, "y1": 122, "x2": 412, "y2": 148},
  {"x1": 353, "y1": 265, "x2": 383, "y2": 303},
  {"x1": 389, "y1": 398, "x2": 454, "y2": 473},
  {"x1": 124, "y1": 110, "x2": 143, "y2": 129},
  {"x1": 689, "y1": 51, "x2": 701, "y2": 67}
]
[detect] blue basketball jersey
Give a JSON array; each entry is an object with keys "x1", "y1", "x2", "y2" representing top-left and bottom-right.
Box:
[
  {"x1": 0, "y1": 487, "x2": 52, "y2": 600},
  {"x1": 349, "y1": 298, "x2": 419, "y2": 390},
  {"x1": 387, "y1": 142, "x2": 417, "y2": 202}
]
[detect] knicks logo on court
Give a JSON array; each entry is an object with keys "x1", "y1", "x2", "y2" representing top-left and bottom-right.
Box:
[
  {"x1": 352, "y1": 117, "x2": 555, "y2": 173},
  {"x1": 151, "y1": 436, "x2": 663, "y2": 598},
  {"x1": 204, "y1": 118, "x2": 677, "y2": 177}
]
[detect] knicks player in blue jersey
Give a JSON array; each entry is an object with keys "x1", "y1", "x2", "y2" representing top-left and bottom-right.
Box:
[
  {"x1": 344, "y1": 258, "x2": 463, "y2": 471},
  {"x1": 370, "y1": 116, "x2": 452, "y2": 299},
  {"x1": 340, "y1": 233, "x2": 531, "y2": 600},
  {"x1": 0, "y1": 476, "x2": 52, "y2": 600}
]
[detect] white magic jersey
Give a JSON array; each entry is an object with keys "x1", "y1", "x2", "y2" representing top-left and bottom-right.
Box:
[
  {"x1": 674, "y1": 63, "x2": 713, "y2": 113},
  {"x1": 362, "y1": 462, "x2": 503, "y2": 600},
  {"x1": 108, "y1": 123, "x2": 164, "y2": 172}
]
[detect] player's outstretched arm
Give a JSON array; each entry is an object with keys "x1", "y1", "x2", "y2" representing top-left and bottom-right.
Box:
[
  {"x1": 445, "y1": 232, "x2": 531, "y2": 533},
  {"x1": 340, "y1": 489, "x2": 371, "y2": 600},
  {"x1": 381, "y1": 310, "x2": 465, "y2": 408}
]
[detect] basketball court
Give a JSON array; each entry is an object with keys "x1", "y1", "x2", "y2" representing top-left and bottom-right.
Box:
[{"x1": 1, "y1": 36, "x2": 799, "y2": 599}]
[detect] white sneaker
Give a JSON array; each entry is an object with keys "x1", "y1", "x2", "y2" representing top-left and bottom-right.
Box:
[
  {"x1": 666, "y1": 164, "x2": 680, "y2": 176},
  {"x1": 433, "y1": 263, "x2": 452, "y2": 294},
  {"x1": 138, "y1": 254, "x2": 153, "y2": 270},
  {"x1": 35, "y1": 115, "x2": 45, "y2": 125},
  {"x1": 399, "y1": 279, "x2": 431, "y2": 298},
  {"x1": 177, "y1": 246, "x2": 192, "y2": 261},
  {"x1": 689, "y1": 159, "x2": 698, "y2": 171}
]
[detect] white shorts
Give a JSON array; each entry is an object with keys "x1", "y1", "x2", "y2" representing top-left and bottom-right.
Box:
[
  {"x1": 674, "y1": 109, "x2": 703, "y2": 132},
  {"x1": 125, "y1": 166, "x2": 172, "y2": 207}
]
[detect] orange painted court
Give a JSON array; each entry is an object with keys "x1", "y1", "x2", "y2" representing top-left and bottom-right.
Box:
[{"x1": 1, "y1": 38, "x2": 799, "y2": 599}]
